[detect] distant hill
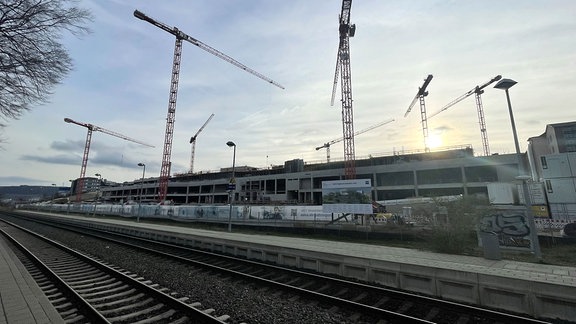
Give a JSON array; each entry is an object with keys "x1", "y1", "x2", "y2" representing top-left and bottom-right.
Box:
[{"x1": 0, "y1": 185, "x2": 69, "y2": 202}]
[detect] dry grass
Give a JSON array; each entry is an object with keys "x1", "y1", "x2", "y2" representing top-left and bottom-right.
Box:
[{"x1": 376, "y1": 234, "x2": 576, "y2": 266}]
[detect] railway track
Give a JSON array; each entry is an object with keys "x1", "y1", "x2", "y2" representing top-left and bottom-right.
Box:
[
  {"x1": 0, "y1": 219, "x2": 231, "y2": 324},
  {"x1": 3, "y1": 212, "x2": 552, "y2": 324}
]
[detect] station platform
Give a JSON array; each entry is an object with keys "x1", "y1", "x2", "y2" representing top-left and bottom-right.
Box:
[
  {"x1": 0, "y1": 233, "x2": 64, "y2": 324},
  {"x1": 4, "y1": 210, "x2": 576, "y2": 322}
]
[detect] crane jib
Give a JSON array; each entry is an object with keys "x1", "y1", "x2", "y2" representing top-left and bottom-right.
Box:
[
  {"x1": 134, "y1": 9, "x2": 284, "y2": 90},
  {"x1": 64, "y1": 117, "x2": 154, "y2": 148},
  {"x1": 428, "y1": 75, "x2": 503, "y2": 119}
]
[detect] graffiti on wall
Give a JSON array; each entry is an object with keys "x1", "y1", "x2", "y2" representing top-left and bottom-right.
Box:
[{"x1": 479, "y1": 211, "x2": 532, "y2": 249}]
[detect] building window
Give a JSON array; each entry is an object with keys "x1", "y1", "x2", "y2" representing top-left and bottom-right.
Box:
[
  {"x1": 562, "y1": 128, "x2": 576, "y2": 139},
  {"x1": 545, "y1": 180, "x2": 553, "y2": 193},
  {"x1": 540, "y1": 156, "x2": 548, "y2": 169},
  {"x1": 416, "y1": 168, "x2": 462, "y2": 184}
]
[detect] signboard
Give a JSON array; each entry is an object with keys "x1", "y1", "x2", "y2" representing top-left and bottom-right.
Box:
[
  {"x1": 321, "y1": 179, "x2": 373, "y2": 214},
  {"x1": 517, "y1": 182, "x2": 547, "y2": 205},
  {"x1": 228, "y1": 178, "x2": 236, "y2": 191}
]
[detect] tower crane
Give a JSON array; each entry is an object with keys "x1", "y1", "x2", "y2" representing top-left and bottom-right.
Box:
[
  {"x1": 316, "y1": 118, "x2": 395, "y2": 163},
  {"x1": 133, "y1": 10, "x2": 284, "y2": 203},
  {"x1": 427, "y1": 75, "x2": 502, "y2": 156},
  {"x1": 64, "y1": 117, "x2": 154, "y2": 202},
  {"x1": 404, "y1": 74, "x2": 433, "y2": 152},
  {"x1": 189, "y1": 113, "x2": 214, "y2": 173},
  {"x1": 330, "y1": 0, "x2": 357, "y2": 180}
]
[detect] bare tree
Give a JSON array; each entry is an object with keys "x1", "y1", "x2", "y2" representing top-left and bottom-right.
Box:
[{"x1": 0, "y1": 0, "x2": 92, "y2": 125}]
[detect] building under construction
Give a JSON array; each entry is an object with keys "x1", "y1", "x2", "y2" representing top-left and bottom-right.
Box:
[
  {"x1": 99, "y1": 146, "x2": 523, "y2": 206},
  {"x1": 67, "y1": 120, "x2": 571, "y2": 223}
]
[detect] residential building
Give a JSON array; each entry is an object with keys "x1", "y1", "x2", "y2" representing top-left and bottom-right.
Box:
[{"x1": 527, "y1": 121, "x2": 576, "y2": 220}]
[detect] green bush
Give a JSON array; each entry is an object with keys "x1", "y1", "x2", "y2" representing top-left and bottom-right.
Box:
[{"x1": 427, "y1": 196, "x2": 490, "y2": 254}]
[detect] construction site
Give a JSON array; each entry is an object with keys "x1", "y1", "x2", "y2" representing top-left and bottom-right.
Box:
[{"x1": 46, "y1": 2, "x2": 574, "y2": 225}]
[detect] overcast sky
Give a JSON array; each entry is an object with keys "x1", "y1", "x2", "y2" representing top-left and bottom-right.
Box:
[{"x1": 1, "y1": 0, "x2": 575, "y2": 187}]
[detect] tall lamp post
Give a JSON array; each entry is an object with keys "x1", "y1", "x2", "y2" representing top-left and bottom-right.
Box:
[
  {"x1": 93, "y1": 174, "x2": 102, "y2": 216},
  {"x1": 68, "y1": 180, "x2": 73, "y2": 214},
  {"x1": 226, "y1": 141, "x2": 236, "y2": 232},
  {"x1": 494, "y1": 78, "x2": 542, "y2": 261},
  {"x1": 69, "y1": 179, "x2": 74, "y2": 196},
  {"x1": 138, "y1": 163, "x2": 146, "y2": 221},
  {"x1": 51, "y1": 184, "x2": 57, "y2": 204},
  {"x1": 94, "y1": 173, "x2": 102, "y2": 198}
]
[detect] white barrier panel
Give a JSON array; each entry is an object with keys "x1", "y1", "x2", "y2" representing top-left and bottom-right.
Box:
[{"x1": 26, "y1": 203, "x2": 340, "y2": 222}]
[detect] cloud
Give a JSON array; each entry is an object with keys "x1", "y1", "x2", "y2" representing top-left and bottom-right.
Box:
[
  {"x1": 20, "y1": 154, "x2": 80, "y2": 165},
  {"x1": 0, "y1": 176, "x2": 56, "y2": 186},
  {"x1": 2, "y1": 0, "x2": 576, "y2": 186},
  {"x1": 51, "y1": 140, "x2": 84, "y2": 152}
]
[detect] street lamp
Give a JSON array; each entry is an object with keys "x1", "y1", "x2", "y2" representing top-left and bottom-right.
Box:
[
  {"x1": 94, "y1": 173, "x2": 102, "y2": 194},
  {"x1": 51, "y1": 184, "x2": 57, "y2": 203},
  {"x1": 68, "y1": 180, "x2": 74, "y2": 213},
  {"x1": 138, "y1": 163, "x2": 146, "y2": 222},
  {"x1": 226, "y1": 141, "x2": 236, "y2": 232},
  {"x1": 494, "y1": 78, "x2": 542, "y2": 260},
  {"x1": 93, "y1": 173, "x2": 102, "y2": 216}
]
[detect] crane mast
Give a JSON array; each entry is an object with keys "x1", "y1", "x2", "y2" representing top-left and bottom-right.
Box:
[
  {"x1": 330, "y1": 0, "x2": 356, "y2": 179},
  {"x1": 427, "y1": 75, "x2": 501, "y2": 156},
  {"x1": 134, "y1": 9, "x2": 283, "y2": 203},
  {"x1": 404, "y1": 74, "x2": 433, "y2": 152},
  {"x1": 475, "y1": 91, "x2": 490, "y2": 156},
  {"x1": 64, "y1": 118, "x2": 153, "y2": 202},
  {"x1": 316, "y1": 118, "x2": 394, "y2": 163},
  {"x1": 189, "y1": 113, "x2": 215, "y2": 173}
]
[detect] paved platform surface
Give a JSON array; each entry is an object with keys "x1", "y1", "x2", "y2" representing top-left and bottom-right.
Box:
[
  {"x1": 135, "y1": 219, "x2": 576, "y2": 287},
  {"x1": 0, "y1": 234, "x2": 64, "y2": 324}
]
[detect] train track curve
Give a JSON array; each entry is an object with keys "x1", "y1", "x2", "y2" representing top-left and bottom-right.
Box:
[{"x1": 0, "y1": 219, "x2": 231, "y2": 324}]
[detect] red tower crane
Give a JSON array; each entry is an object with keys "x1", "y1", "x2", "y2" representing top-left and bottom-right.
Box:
[
  {"x1": 64, "y1": 117, "x2": 154, "y2": 202},
  {"x1": 189, "y1": 113, "x2": 214, "y2": 173},
  {"x1": 133, "y1": 10, "x2": 284, "y2": 203},
  {"x1": 427, "y1": 75, "x2": 502, "y2": 156},
  {"x1": 404, "y1": 74, "x2": 433, "y2": 152},
  {"x1": 330, "y1": 0, "x2": 357, "y2": 180},
  {"x1": 316, "y1": 118, "x2": 395, "y2": 163}
]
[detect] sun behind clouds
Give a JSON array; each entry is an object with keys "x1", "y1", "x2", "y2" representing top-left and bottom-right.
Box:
[{"x1": 427, "y1": 134, "x2": 443, "y2": 149}]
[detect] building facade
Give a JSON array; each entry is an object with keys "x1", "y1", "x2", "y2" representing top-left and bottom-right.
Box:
[
  {"x1": 527, "y1": 121, "x2": 576, "y2": 220},
  {"x1": 101, "y1": 147, "x2": 522, "y2": 207}
]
